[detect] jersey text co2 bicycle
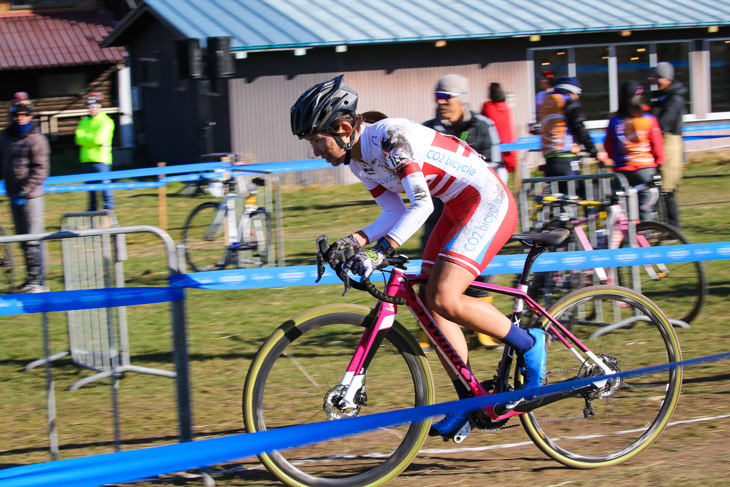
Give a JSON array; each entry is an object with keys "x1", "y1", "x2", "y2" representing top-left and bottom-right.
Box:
[{"x1": 242, "y1": 230, "x2": 682, "y2": 487}]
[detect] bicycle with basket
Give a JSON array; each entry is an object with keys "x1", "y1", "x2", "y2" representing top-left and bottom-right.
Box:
[{"x1": 242, "y1": 230, "x2": 683, "y2": 487}]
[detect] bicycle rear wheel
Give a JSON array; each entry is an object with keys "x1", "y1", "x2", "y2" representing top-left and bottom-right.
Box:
[
  {"x1": 522, "y1": 285, "x2": 682, "y2": 468},
  {"x1": 243, "y1": 305, "x2": 434, "y2": 487},
  {"x1": 618, "y1": 221, "x2": 707, "y2": 324},
  {"x1": 0, "y1": 225, "x2": 16, "y2": 293},
  {"x1": 182, "y1": 202, "x2": 230, "y2": 272},
  {"x1": 231, "y1": 208, "x2": 271, "y2": 268}
]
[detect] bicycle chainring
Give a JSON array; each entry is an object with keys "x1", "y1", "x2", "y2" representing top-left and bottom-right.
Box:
[
  {"x1": 323, "y1": 385, "x2": 361, "y2": 420},
  {"x1": 469, "y1": 380, "x2": 512, "y2": 430}
]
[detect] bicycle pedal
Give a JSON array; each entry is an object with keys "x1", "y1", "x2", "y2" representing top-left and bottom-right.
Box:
[{"x1": 451, "y1": 422, "x2": 472, "y2": 443}]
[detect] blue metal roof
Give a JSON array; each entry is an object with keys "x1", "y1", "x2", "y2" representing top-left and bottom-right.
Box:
[{"x1": 110, "y1": 0, "x2": 730, "y2": 50}]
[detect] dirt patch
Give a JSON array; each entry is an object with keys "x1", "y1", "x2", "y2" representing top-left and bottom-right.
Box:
[{"x1": 102, "y1": 379, "x2": 728, "y2": 487}]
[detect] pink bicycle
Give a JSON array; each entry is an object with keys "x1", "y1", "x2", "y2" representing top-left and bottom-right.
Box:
[{"x1": 242, "y1": 230, "x2": 682, "y2": 487}]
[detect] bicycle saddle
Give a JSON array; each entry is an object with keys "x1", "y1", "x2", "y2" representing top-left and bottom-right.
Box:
[{"x1": 510, "y1": 229, "x2": 570, "y2": 247}]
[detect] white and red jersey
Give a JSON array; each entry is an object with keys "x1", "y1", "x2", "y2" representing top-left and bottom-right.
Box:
[{"x1": 350, "y1": 118, "x2": 516, "y2": 277}]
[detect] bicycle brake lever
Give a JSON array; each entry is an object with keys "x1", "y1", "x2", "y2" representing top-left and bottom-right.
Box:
[{"x1": 315, "y1": 236, "x2": 329, "y2": 283}]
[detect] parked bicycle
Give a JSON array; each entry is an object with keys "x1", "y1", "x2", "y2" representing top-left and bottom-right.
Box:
[
  {"x1": 242, "y1": 231, "x2": 682, "y2": 487},
  {"x1": 182, "y1": 176, "x2": 271, "y2": 271},
  {"x1": 530, "y1": 190, "x2": 706, "y2": 325}
]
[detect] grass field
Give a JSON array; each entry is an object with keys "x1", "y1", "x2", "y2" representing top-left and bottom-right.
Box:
[{"x1": 1, "y1": 155, "x2": 729, "y2": 486}]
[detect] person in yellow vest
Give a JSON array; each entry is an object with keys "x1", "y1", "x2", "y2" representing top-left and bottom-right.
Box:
[{"x1": 75, "y1": 93, "x2": 115, "y2": 211}]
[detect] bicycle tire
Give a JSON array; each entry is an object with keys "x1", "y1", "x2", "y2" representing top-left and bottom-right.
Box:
[
  {"x1": 231, "y1": 208, "x2": 271, "y2": 268},
  {"x1": 243, "y1": 304, "x2": 434, "y2": 487},
  {"x1": 618, "y1": 221, "x2": 707, "y2": 324},
  {"x1": 0, "y1": 225, "x2": 16, "y2": 293},
  {"x1": 521, "y1": 285, "x2": 682, "y2": 468},
  {"x1": 182, "y1": 202, "x2": 231, "y2": 272}
]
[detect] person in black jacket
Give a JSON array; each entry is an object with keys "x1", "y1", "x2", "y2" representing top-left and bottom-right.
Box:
[
  {"x1": 0, "y1": 93, "x2": 50, "y2": 293},
  {"x1": 422, "y1": 74, "x2": 503, "y2": 350},
  {"x1": 650, "y1": 62, "x2": 686, "y2": 229},
  {"x1": 540, "y1": 76, "x2": 607, "y2": 194}
]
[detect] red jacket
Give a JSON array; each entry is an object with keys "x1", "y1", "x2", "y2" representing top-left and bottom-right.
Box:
[{"x1": 481, "y1": 101, "x2": 516, "y2": 172}]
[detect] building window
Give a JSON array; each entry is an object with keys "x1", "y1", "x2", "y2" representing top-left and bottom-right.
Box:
[
  {"x1": 575, "y1": 46, "x2": 611, "y2": 120},
  {"x1": 138, "y1": 58, "x2": 161, "y2": 87},
  {"x1": 709, "y1": 40, "x2": 730, "y2": 113},
  {"x1": 532, "y1": 41, "x2": 692, "y2": 122},
  {"x1": 38, "y1": 72, "x2": 86, "y2": 97}
]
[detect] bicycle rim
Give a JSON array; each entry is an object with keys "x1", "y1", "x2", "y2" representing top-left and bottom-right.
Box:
[
  {"x1": 618, "y1": 221, "x2": 707, "y2": 324},
  {"x1": 243, "y1": 305, "x2": 433, "y2": 487},
  {"x1": 182, "y1": 202, "x2": 230, "y2": 272},
  {"x1": 522, "y1": 285, "x2": 682, "y2": 468}
]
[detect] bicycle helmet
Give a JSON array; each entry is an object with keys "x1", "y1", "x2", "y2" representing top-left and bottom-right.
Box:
[{"x1": 290, "y1": 74, "x2": 358, "y2": 140}]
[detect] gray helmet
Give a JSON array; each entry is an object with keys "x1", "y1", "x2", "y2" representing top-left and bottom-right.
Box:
[{"x1": 290, "y1": 74, "x2": 358, "y2": 139}]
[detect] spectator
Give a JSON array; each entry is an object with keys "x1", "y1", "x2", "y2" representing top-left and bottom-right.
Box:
[
  {"x1": 422, "y1": 74, "x2": 503, "y2": 351},
  {"x1": 0, "y1": 93, "x2": 49, "y2": 293},
  {"x1": 535, "y1": 69, "x2": 555, "y2": 123},
  {"x1": 540, "y1": 76, "x2": 606, "y2": 194},
  {"x1": 75, "y1": 93, "x2": 115, "y2": 211},
  {"x1": 649, "y1": 62, "x2": 686, "y2": 229},
  {"x1": 482, "y1": 82, "x2": 517, "y2": 180},
  {"x1": 603, "y1": 81, "x2": 665, "y2": 222}
]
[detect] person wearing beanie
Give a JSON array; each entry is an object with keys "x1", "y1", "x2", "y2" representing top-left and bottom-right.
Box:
[
  {"x1": 539, "y1": 75, "x2": 607, "y2": 195},
  {"x1": 603, "y1": 80, "x2": 665, "y2": 222},
  {"x1": 422, "y1": 74, "x2": 504, "y2": 352},
  {"x1": 650, "y1": 61, "x2": 686, "y2": 229},
  {"x1": 75, "y1": 92, "x2": 116, "y2": 211},
  {"x1": 0, "y1": 92, "x2": 50, "y2": 293}
]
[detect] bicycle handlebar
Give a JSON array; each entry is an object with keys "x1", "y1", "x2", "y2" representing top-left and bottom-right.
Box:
[{"x1": 315, "y1": 235, "x2": 408, "y2": 305}]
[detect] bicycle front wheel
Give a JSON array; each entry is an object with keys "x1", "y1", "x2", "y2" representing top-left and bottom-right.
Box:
[
  {"x1": 522, "y1": 285, "x2": 682, "y2": 468},
  {"x1": 618, "y1": 221, "x2": 707, "y2": 324},
  {"x1": 182, "y1": 202, "x2": 230, "y2": 272},
  {"x1": 243, "y1": 304, "x2": 434, "y2": 487}
]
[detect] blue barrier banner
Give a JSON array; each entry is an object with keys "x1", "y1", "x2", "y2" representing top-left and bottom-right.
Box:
[
  {"x1": 0, "y1": 287, "x2": 184, "y2": 316},
  {"x1": 1, "y1": 351, "x2": 727, "y2": 487},
  {"x1": 172, "y1": 242, "x2": 730, "y2": 291},
  {"x1": 45, "y1": 182, "x2": 165, "y2": 193}
]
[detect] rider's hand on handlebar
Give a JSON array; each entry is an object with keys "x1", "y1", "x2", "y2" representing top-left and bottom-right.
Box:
[
  {"x1": 344, "y1": 247, "x2": 387, "y2": 278},
  {"x1": 326, "y1": 234, "x2": 361, "y2": 266}
]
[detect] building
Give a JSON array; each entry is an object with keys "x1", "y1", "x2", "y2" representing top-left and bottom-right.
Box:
[
  {"x1": 102, "y1": 0, "x2": 730, "y2": 179},
  {"x1": 0, "y1": 0, "x2": 132, "y2": 169}
]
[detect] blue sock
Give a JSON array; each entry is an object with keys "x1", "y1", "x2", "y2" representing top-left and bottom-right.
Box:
[{"x1": 502, "y1": 326, "x2": 536, "y2": 354}]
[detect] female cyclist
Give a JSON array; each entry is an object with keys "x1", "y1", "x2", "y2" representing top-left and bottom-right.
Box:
[{"x1": 290, "y1": 75, "x2": 547, "y2": 441}]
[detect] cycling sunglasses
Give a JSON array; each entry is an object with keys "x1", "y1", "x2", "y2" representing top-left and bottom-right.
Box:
[{"x1": 435, "y1": 91, "x2": 464, "y2": 101}]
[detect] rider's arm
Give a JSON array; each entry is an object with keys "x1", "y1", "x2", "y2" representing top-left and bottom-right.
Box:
[
  {"x1": 359, "y1": 186, "x2": 407, "y2": 244},
  {"x1": 565, "y1": 98, "x2": 598, "y2": 158}
]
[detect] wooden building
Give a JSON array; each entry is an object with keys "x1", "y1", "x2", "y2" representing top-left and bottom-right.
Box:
[{"x1": 0, "y1": 1, "x2": 131, "y2": 170}]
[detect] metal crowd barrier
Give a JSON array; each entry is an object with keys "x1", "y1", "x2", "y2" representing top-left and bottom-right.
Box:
[{"x1": 0, "y1": 226, "x2": 192, "y2": 459}]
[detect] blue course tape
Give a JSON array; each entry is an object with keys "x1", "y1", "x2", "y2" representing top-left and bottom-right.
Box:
[
  {"x1": 0, "y1": 287, "x2": 184, "y2": 316},
  {"x1": 1, "y1": 351, "x2": 727, "y2": 487},
  {"x1": 171, "y1": 242, "x2": 730, "y2": 291}
]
